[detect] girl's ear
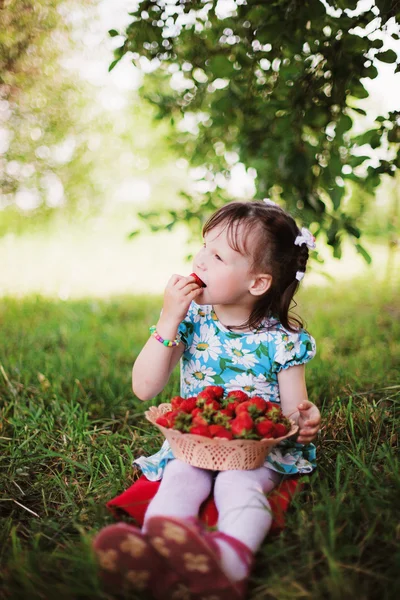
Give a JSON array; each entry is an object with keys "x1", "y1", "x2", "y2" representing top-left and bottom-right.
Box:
[{"x1": 249, "y1": 274, "x2": 272, "y2": 296}]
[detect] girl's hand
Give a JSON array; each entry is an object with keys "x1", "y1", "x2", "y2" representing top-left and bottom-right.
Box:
[
  {"x1": 160, "y1": 274, "x2": 203, "y2": 327},
  {"x1": 297, "y1": 400, "x2": 321, "y2": 444}
]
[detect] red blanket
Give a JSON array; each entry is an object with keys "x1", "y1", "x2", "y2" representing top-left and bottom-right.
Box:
[{"x1": 107, "y1": 474, "x2": 301, "y2": 533}]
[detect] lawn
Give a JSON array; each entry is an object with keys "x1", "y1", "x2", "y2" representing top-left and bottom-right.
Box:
[{"x1": 0, "y1": 278, "x2": 399, "y2": 599}]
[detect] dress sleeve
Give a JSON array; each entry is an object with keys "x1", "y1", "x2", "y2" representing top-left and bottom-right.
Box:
[
  {"x1": 272, "y1": 328, "x2": 316, "y2": 373},
  {"x1": 177, "y1": 302, "x2": 196, "y2": 349}
]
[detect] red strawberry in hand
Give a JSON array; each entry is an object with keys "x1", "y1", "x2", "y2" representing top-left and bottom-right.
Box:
[
  {"x1": 209, "y1": 425, "x2": 233, "y2": 440},
  {"x1": 230, "y1": 413, "x2": 254, "y2": 438},
  {"x1": 190, "y1": 273, "x2": 206, "y2": 288}
]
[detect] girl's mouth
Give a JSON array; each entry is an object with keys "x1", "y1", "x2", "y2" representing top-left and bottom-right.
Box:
[{"x1": 190, "y1": 273, "x2": 206, "y2": 288}]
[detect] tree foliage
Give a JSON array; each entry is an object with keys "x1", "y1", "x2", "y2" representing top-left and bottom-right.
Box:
[
  {"x1": 0, "y1": 0, "x2": 97, "y2": 227},
  {"x1": 113, "y1": 0, "x2": 400, "y2": 257}
]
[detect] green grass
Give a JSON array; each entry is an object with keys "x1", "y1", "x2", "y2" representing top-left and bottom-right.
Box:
[{"x1": 0, "y1": 278, "x2": 399, "y2": 599}]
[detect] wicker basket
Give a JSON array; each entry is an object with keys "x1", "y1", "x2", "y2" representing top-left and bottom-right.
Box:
[{"x1": 145, "y1": 403, "x2": 299, "y2": 471}]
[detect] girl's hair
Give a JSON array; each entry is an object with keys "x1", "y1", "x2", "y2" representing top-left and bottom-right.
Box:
[{"x1": 203, "y1": 201, "x2": 310, "y2": 332}]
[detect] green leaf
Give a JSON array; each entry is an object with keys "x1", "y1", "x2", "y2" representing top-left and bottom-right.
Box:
[
  {"x1": 336, "y1": 115, "x2": 353, "y2": 137},
  {"x1": 376, "y1": 49, "x2": 398, "y2": 64},
  {"x1": 330, "y1": 186, "x2": 344, "y2": 210},
  {"x1": 208, "y1": 55, "x2": 235, "y2": 78},
  {"x1": 108, "y1": 59, "x2": 120, "y2": 72},
  {"x1": 127, "y1": 230, "x2": 140, "y2": 239},
  {"x1": 355, "y1": 243, "x2": 372, "y2": 264},
  {"x1": 108, "y1": 29, "x2": 119, "y2": 37}
]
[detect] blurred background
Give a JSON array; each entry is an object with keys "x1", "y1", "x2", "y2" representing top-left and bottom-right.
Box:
[{"x1": 0, "y1": 0, "x2": 399, "y2": 298}]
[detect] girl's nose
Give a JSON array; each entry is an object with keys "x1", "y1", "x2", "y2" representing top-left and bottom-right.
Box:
[{"x1": 194, "y1": 250, "x2": 206, "y2": 271}]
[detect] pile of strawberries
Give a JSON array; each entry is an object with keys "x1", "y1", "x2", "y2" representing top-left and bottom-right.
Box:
[{"x1": 155, "y1": 385, "x2": 291, "y2": 440}]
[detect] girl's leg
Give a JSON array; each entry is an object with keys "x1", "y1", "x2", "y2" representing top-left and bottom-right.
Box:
[
  {"x1": 213, "y1": 466, "x2": 282, "y2": 581},
  {"x1": 143, "y1": 458, "x2": 213, "y2": 529}
]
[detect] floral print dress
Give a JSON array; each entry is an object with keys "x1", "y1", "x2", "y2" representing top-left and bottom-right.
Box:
[{"x1": 134, "y1": 302, "x2": 317, "y2": 480}]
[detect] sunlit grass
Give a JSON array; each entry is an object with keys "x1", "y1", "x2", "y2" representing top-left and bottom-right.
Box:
[
  {"x1": 0, "y1": 277, "x2": 399, "y2": 599},
  {"x1": 0, "y1": 217, "x2": 398, "y2": 298}
]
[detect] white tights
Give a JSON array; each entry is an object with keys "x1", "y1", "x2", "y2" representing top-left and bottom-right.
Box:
[{"x1": 143, "y1": 459, "x2": 282, "y2": 581}]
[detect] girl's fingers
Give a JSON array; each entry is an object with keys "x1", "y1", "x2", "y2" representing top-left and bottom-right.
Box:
[
  {"x1": 302, "y1": 418, "x2": 320, "y2": 427},
  {"x1": 168, "y1": 274, "x2": 184, "y2": 286},
  {"x1": 188, "y1": 287, "x2": 203, "y2": 300},
  {"x1": 297, "y1": 437, "x2": 313, "y2": 444},
  {"x1": 175, "y1": 276, "x2": 196, "y2": 291},
  {"x1": 298, "y1": 401, "x2": 313, "y2": 411}
]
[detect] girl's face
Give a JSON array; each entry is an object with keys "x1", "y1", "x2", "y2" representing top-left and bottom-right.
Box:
[{"x1": 192, "y1": 223, "x2": 256, "y2": 307}]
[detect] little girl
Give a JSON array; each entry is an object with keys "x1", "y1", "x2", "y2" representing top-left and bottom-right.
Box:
[{"x1": 93, "y1": 200, "x2": 321, "y2": 600}]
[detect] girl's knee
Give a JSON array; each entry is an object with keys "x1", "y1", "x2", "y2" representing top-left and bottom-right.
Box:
[
  {"x1": 164, "y1": 460, "x2": 212, "y2": 489},
  {"x1": 214, "y1": 470, "x2": 254, "y2": 495}
]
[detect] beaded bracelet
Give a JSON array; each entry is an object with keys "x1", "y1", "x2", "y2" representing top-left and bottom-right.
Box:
[{"x1": 149, "y1": 325, "x2": 181, "y2": 347}]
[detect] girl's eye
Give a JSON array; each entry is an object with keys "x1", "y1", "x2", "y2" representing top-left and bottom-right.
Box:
[{"x1": 215, "y1": 254, "x2": 222, "y2": 261}]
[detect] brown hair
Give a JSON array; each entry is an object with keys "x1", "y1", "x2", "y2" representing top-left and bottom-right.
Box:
[{"x1": 202, "y1": 201, "x2": 310, "y2": 332}]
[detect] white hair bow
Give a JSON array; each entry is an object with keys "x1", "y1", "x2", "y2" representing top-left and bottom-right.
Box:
[
  {"x1": 294, "y1": 227, "x2": 316, "y2": 250},
  {"x1": 263, "y1": 198, "x2": 278, "y2": 207}
]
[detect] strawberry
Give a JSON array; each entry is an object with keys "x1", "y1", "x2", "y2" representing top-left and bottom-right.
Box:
[
  {"x1": 191, "y1": 407, "x2": 203, "y2": 418},
  {"x1": 235, "y1": 401, "x2": 252, "y2": 416},
  {"x1": 230, "y1": 413, "x2": 254, "y2": 438},
  {"x1": 265, "y1": 404, "x2": 283, "y2": 422},
  {"x1": 220, "y1": 397, "x2": 240, "y2": 411},
  {"x1": 190, "y1": 272, "x2": 206, "y2": 288},
  {"x1": 219, "y1": 407, "x2": 235, "y2": 419},
  {"x1": 209, "y1": 425, "x2": 233, "y2": 440},
  {"x1": 192, "y1": 412, "x2": 208, "y2": 427},
  {"x1": 248, "y1": 396, "x2": 267, "y2": 414},
  {"x1": 272, "y1": 422, "x2": 289, "y2": 438},
  {"x1": 170, "y1": 396, "x2": 184, "y2": 410},
  {"x1": 205, "y1": 399, "x2": 221, "y2": 411},
  {"x1": 189, "y1": 424, "x2": 212, "y2": 437},
  {"x1": 255, "y1": 418, "x2": 275, "y2": 439},
  {"x1": 212, "y1": 411, "x2": 231, "y2": 427},
  {"x1": 196, "y1": 389, "x2": 217, "y2": 407},
  {"x1": 226, "y1": 390, "x2": 249, "y2": 404},
  {"x1": 179, "y1": 397, "x2": 197, "y2": 413},
  {"x1": 206, "y1": 386, "x2": 225, "y2": 400},
  {"x1": 155, "y1": 415, "x2": 170, "y2": 428},
  {"x1": 201, "y1": 404, "x2": 218, "y2": 423},
  {"x1": 236, "y1": 397, "x2": 267, "y2": 418},
  {"x1": 159, "y1": 410, "x2": 180, "y2": 428},
  {"x1": 172, "y1": 412, "x2": 193, "y2": 433}
]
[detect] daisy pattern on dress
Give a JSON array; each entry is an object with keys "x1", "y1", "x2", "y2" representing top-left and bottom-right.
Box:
[
  {"x1": 192, "y1": 306, "x2": 207, "y2": 324},
  {"x1": 245, "y1": 329, "x2": 270, "y2": 345},
  {"x1": 184, "y1": 359, "x2": 216, "y2": 389},
  {"x1": 225, "y1": 372, "x2": 271, "y2": 397},
  {"x1": 191, "y1": 323, "x2": 222, "y2": 361},
  {"x1": 224, "y1": 338, "x2": 257, "y2": 369},
  {"x1": 274, "y1": 332, "x2": 302, "y2": 364}
]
